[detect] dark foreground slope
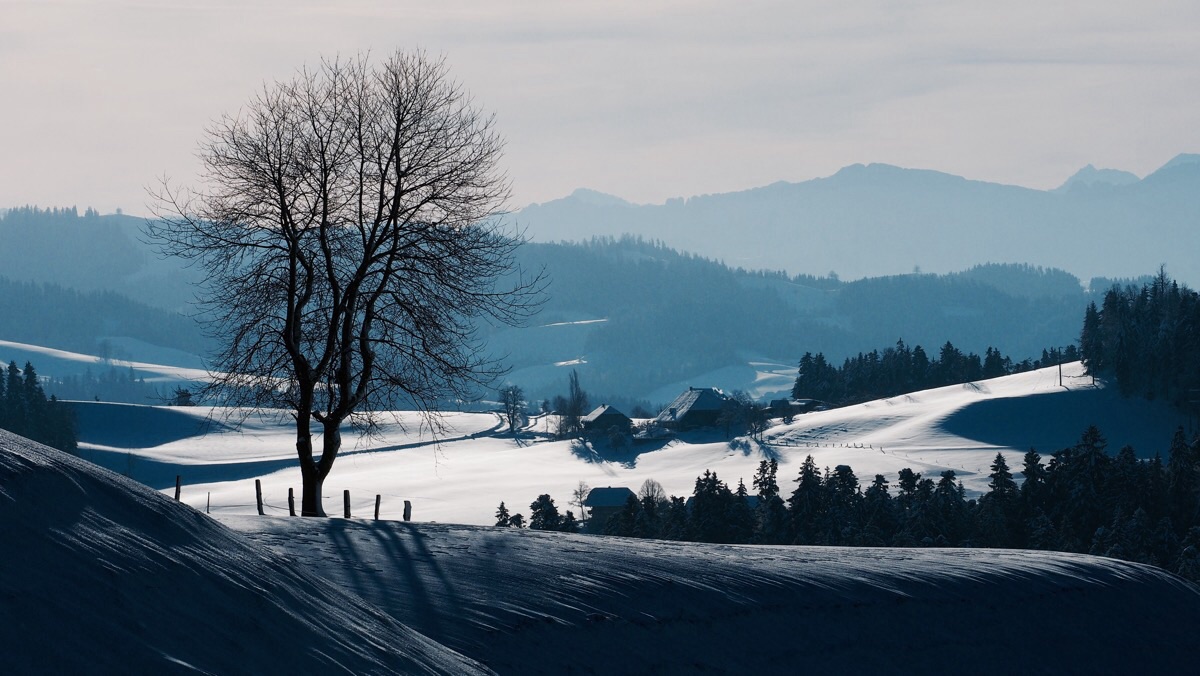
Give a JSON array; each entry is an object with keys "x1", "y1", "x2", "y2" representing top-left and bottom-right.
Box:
[
  {"x1": 0, "y1": 430, "x2": 486, "y2": 675},
  {"x1": 226, "y1": 515, "x2": 1200, "y2": 675}
]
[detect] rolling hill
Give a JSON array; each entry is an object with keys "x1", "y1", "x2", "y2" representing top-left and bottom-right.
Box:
[
  {"x1": 69, "y1": 362, "x2": 1189, "y2": 527},
  {"x1": 6, "y1": 415, "x2": 1200, "y2": 674}
]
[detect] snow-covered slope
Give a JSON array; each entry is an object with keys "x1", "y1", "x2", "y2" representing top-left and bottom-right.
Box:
[
  {"x1": 73, "y1": 363, "x2": 1189, "y2": 527},
  {"x1": 222, "y1": 514, "x2": 1200, "y2": 674},
  {"x1": 0, "y1": 338, "x2": 209, "y2": 384},
  {"x1": 0, "y1": 429, "x2": 486, "y2": 674},
  {"x1": 9, "y1": 430, "x2": 1200, "y2": 673}
]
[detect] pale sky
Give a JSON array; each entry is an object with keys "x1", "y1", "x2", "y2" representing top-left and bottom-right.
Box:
[{"x1": 3, "y1": 0, "x2": 1199, "y2": 215}]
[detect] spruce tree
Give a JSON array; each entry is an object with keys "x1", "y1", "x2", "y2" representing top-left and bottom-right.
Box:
[
  {"x1": 1166, "y1": 427, "x2": 1198, "y2": 526},
  {"x1": 494, "y1": 501, "x2": 511, "y2": 527},
  {"x1": 528, "y1": 494, "x2": 563, "y2": 531},
  {"x1": 788, "y1": 455, "x2": 823, "y2": 544}
]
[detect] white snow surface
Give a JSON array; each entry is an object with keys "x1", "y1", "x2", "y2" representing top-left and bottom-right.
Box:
[
  {"x1": 0, "y1": 338, "x2": 209, "y2": 383},
  {"x1": 7, "y1": 429, "x2": 1200, "y2": 674},
  {"x1": 74, "y1": 362, "x2": 1189, "y2": 527}
]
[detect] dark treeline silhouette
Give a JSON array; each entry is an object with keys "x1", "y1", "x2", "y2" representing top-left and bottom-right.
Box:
[
  {"x1": 44, "y1": 364, "x2": 160, "y2": 405},
  {"x1": 1080, "y1": 269, "x2": 1200, "y2": 405},
  {"x1": 793, "y1": 339, "x2": 1078, "y2": 406},
  {"x1": 0, "y1": 360, "x2": 77, "y2": 453},
  {"x1": 589, "y1": 426, "x2": 1200, "y2": 582}
]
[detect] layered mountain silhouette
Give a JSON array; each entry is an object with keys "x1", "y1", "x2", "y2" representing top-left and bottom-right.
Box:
[{"x1": 518, "y1": 154, "x2": 1200, "y2": 286}]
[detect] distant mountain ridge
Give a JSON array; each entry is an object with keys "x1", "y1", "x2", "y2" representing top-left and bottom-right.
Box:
[{"x1": 517, "y1": 154, "x2": 1200, "y2": 286}]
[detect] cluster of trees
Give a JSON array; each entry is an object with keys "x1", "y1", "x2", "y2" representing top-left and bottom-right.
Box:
[
  {"x1": 793, "y1": 340, "x2": 1078, "y2": 406},
  {"x1": 1080, "y1": 270, "x2": 1200, "y2": 405},
  {"x1": 589, "y1": 426, "x2": 1200, "y2": 582},
  {"x1": 494, "y1": 495, "x2": 580, "y2": 532},
  {"x1": 0, "y1": 361, "x2": 76, "y2": 452},
  {"x1": 43, "y1": 365, "x2": 164, "y2": 405}
]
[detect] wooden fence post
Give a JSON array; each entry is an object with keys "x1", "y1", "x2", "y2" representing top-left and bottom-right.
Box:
[
  {"x1": 288, "y1": 488, "x2": 295, "y2": 516},
  {"x1": 374, "y1": 494, "x2": 381, "y2": 520},
  {"x1": 344, "y1": 490, "x2": 351, "y2": 518},
  {"x1": 403, "y1": 500, "x2": 412, "y2": 522},
  {"x1": 174, "y1": 475, "x2": 181, "y2": 501},
  {"x1": 255, "y1": 479, "x2": 264, "y2": 516}
]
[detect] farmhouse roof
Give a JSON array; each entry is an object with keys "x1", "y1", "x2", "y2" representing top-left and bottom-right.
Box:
[
  {"x1": 655, "y1": 387, "x2": 727, "y2": 423},
  {"x1": 583, "y1": 486, "x2": 636, "y2": 508},
  {"x1": 582, "y1": 404, "x2": 629, "y2": 425}
]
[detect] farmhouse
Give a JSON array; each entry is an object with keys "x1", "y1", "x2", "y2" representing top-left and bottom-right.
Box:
[
  {"x1": 655, "y1": 387, "x2": 728, "y2": 431},
  {"x1": 581, "y1": 404, "x2": 632, "y2": 434},
  {"x1": 768, "y1": 398, "x2": 820, "y2": 418},
  {"x1": 582, "y1": 486, "x2": 636, "y2": 534}
]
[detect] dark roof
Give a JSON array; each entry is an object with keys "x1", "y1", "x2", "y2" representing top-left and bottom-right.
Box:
[
  {"x1": 655, "y1": 387, "x2": 727, "y2": 424},
  {"x1": 582, "y1": 404, "x2": 630, "y2": 425},
  {"x1": 583, "y1": 486, "x2": 636, "y2": 508}
]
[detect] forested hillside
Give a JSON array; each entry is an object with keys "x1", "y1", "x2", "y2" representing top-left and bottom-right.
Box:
[
  {"x1": 499, "y1": 237, "x2": 1092, "y2": 400},
  {"x1": 0, "y1": 206, "x2": 198, "y2": 311},
  {"x1": 2, "y1": 207, "x2": 1100, "y2": 404},
  {"x1": 0, "y1": 278, "x2": 210, "y2": 358},
  {"x1": 1081, "y1": 270, "x2": 1200, "y2": 405}
]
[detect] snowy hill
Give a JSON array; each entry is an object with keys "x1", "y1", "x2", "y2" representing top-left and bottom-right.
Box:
[
  {"x1": 0, "y1": 429, "x2": 485, "y2": 674},
  {"x1": 72, "y1": 362, "x2": 1189, "y2": 527},
  {"x1": 6, "y1": 429, "x2": 1200, "y2": 673},
  {"x1": 222, "y1": 514, "x2": 1200, "y2": 674}
]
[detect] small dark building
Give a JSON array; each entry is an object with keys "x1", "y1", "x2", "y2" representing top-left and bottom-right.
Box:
[
  {"x1": 769, "y1": 398, "x2": 820, "y2": 418},
  {"x1": 581, "y1": 404, "x2": 632, "y2": 434},
  {"x1": 582, "y1": 486, "x2": 636, "y2": 533},
  {"x1": 655, "y1": 387, "x2": 728, "y2": 431}
]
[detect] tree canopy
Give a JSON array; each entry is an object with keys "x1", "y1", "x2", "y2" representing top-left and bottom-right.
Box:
[{"x1": 147, "y1": 50, "x2": 542, "y2": 516}]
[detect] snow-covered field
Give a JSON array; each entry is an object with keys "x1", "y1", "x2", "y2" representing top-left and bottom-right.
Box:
[
  {"x1": 6, "y1": 428, "x2": 1200, "y2": 674},
  {"x1": 74, "y1": 362, "x2": 1190, "y2": 527},
  {"x1": 0, "y1": 338, "x2": 209, "y2": 384}
]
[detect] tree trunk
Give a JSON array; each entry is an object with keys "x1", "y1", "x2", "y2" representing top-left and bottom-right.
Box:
[{"x1": 300, "y1": 460, "x2": 326, "y2": 517}]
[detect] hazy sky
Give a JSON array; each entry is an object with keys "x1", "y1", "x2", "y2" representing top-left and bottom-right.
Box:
[{"x1": 3, "y1": 0, "x2": 1199, "y2": 215}]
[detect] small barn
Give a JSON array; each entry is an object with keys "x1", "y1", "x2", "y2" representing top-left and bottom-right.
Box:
[
  {"x1": 769, "y1": 398, "x2": 820, "y2": 418},
  {"x1": 581, "y1": 404, "x2": 632, "y2": 434},
  {"x1": 582, "y1": 486, "x2": 636, "y2": 533},
  {"x1": 655, "y1": 387, "x2": 728, "y2": 431}
]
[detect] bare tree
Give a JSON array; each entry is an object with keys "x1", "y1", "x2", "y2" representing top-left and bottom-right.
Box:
[
  {"x1": 554, "y1": 369, "x2": 589, "y2": 438},
  {"x1": 498, "y1": 384, "x2": 525, "y2": 434},
  {"x1": 147, "y1": 51, "x2": 542, "y2": 516},
  {"x1": 571, "y1": 480, "x2": 591, "y2": 523},
  {"x1": 638, "y1": 478, "x2": 668, "y2": 509}
]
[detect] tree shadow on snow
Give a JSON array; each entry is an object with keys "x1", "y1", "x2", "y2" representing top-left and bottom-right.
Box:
[{"x1": 567, "y1": 437, "x2": 671, "y2": 469}]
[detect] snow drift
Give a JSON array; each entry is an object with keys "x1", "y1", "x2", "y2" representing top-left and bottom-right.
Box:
[
  {"x1": 4, "y1": 429, "x2": 1200, "y2": 673},
  {"x1": 0, "y1": 430, "x2": 485, "y2": 675},
  {"x1": 225, "y1": 515, "x2": 1200, "y2": 674}
]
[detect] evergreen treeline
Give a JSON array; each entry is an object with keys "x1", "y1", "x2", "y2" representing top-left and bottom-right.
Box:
[
  {"x1": 1080, "y1": 270, "x2": 1200, "y2": 404},
  {"x1": 793, "y1": 340, "x2": 1078, "y2": 406},
  {"x1": 593, "y1": 426, "x2": 1200, "y2": 581},
  {"x1": 0, "y1": 205, "x2": 200, "y2": 311},
  {"x1": 44, "y1": 365, "x2": 160, "y2": 404},
  {"x1": 0, "y1": 361, "x2": 77, "y2": 453}
]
